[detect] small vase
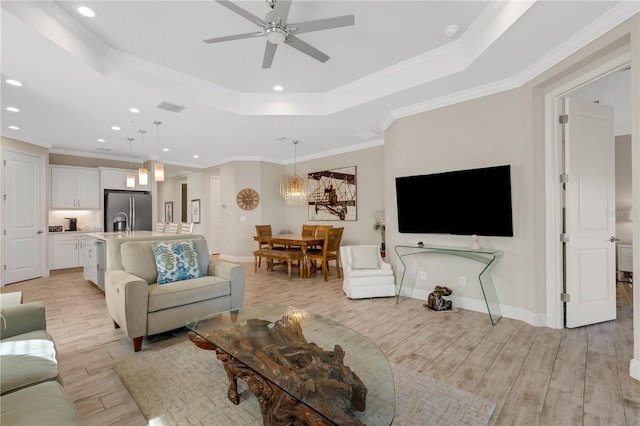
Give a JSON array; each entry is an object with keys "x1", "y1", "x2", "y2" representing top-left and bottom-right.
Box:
[{"x1": 380, "y1": 242, "x2": 386, "y2": 258}]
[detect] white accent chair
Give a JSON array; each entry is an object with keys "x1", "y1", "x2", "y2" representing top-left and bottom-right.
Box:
[{"x1": 340, "y1": 245, "x2": 396, "y2": 299}]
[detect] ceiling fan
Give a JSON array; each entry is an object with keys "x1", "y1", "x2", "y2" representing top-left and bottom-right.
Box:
[{"x1": 204, "y1": 0, "x2": 355, "y2": 69}]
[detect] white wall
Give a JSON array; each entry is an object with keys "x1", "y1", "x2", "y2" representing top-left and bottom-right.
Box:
[{"x1": 385, "y1": 89, "x2": 533, "y2": 316}]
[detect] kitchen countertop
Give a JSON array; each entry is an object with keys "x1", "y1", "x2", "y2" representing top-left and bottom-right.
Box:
[
  {"x1": 49, "y1": 229, "x2": 103, "y2": 235},
  {"x1": 85, "y1": 231, "x2": 174, "y2": 240}
]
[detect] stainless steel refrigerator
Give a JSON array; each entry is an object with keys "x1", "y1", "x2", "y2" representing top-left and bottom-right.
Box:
[{"x1": 104, "y1": 190, "x2": 152, "y2": 232}]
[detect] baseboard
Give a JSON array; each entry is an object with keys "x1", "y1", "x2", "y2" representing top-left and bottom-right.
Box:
[{"x1": 398, "y1": 287, "x2": 547, "y2": 327}]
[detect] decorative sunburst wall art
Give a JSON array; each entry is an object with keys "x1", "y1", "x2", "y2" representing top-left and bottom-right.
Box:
[{"x1": 308, "y1": 166, "x2": 357, "y2": 221}]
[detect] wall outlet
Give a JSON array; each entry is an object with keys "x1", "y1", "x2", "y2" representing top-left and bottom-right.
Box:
[
  {"x1": 459, "y1": 275, "x2": 466, "y2": 287},
  {"x1": 240, "y1": 216, "x2": 245, "y2": 222},
  {"x1": 420, "y1": 271, "x2": 427, "y2": 280}
]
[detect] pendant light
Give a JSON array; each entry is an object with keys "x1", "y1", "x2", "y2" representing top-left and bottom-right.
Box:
[
  {"x1": 278, "y1": 140, "x2": 309, "y2": 205},
  {"x1": 138, "y1": 130, "x2": 148, "y2": 186},
  {"x1": 153, "y1": 121, "x2": 164, "y2": 182},
  {"x1": 126, "y1": 137, "x2": 136, "y2": 188}
]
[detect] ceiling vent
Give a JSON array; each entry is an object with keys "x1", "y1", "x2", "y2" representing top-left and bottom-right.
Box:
[
  {"x1": 97, "y1": 147, "x2": 111, "y2": 151},
  {"x1": 157, "y1": 102, "x2": 185, "y2": 113}
]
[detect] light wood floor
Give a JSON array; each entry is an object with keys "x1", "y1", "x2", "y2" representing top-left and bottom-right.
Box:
[{"x1": 1, "y1": 263, "x2": 638, "y2": 425}]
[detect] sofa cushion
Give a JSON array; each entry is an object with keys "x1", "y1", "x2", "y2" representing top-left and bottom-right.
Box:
[
  {"x1": 350, "y1": 246, "x2": 380, "y2": 269},
  {"x1": 0, "y1": 330, "x2": 58, "y2": 395},
  {"x1": 121, "y1": 242, "x2": 158, "y2": 283},
  {"x1": 0, "y1": 381, "x2": 80, "y2": 425},
  {"x1": 152, "y1": 240, "x2": 203, "y2": 284},
  {"x1": 147, "y1": 275, "x2": 231, "y2": 312}
]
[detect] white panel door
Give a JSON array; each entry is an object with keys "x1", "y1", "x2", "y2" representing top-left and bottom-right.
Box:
[
  {"x1": 565, "y1": 98, "x2": 616, "y2": 328},
  {"x1": 2, "y1": 150, "x2": 44, "y2": 285}
]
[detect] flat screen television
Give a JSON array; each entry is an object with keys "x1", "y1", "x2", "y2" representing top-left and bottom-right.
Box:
[{"x1": 395, "y1": 165, "x2": 513, "y2": 237}]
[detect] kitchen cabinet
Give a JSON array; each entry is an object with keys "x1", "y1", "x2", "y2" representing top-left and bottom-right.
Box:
[
  {"x1": 101, "y1": 167, "x2": 150, "y2": 191},
  {"x1": 51, "y1": 166, "x2": 100, "y2": 209},
  {"x1": 50, "y1": 234, "x2": 86, "y2": 269}
]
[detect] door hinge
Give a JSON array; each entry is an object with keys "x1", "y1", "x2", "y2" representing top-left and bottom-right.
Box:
[
  {"x1": 560, "y1": 292, "x2": 570, "y2": 302},
  {"x1": 559, "y1": 174, "x2": 569, "y2": 184},
  {"x1": 559, "y1": 114, "x2": 569, "y2": 124},
  {"x1": 3, "y1": 265, "x2": 6, "y2": 271},
  {"x1": 560, "y1": 233, "x2": 569, "y2": 243}
]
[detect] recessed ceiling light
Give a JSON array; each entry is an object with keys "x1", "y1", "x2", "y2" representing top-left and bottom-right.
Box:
[
  {"x1": 162, "y1": 148, "x2": 169, "y2": 152},
  {"x1": 111, "y1": 126, "x2": 121, "y2": 131},
  {"x1": 273, "y1": 85, "x2": 284, "y2": 92},
  {"x1": 5, "y1": 79, "x2": 23, "y2": 87},
  {"x1": 193, "y1": 155, "x2": 199, "y2": 159},
  {"x1": 8, "y1": 125, "x2": 20, "y2": 130},
  {"x1": 97, "y1": 138, "x2": 106, "y2": 143},
  {"x1": 129, "y1": 107, "x2": 141, "y2": 113},
  {"x1": 5, "y1": 107, "x2": 20, "y2": 112},
  {"x1": 75, "y1": 5, "x2": 96, "y2": 18}
]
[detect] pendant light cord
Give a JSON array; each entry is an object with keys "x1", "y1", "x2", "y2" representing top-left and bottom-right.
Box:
[
  {"x1": 154, "y1": 121, "x2": 162, "y2": 158},
  {"x1": 128, "y1": 137, "x2": 134, "y2": 171},
  {"x1": 139, "y1": 130, "x2": 146, "y2": 167}
]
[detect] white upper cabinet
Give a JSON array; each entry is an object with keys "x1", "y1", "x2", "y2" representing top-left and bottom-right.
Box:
[
  {"x1": 101, "y1": 168, "x2": 150, "y2": 191},
  {"x1": 51, "y1": 166, "x2": 100, "y2": 209}
]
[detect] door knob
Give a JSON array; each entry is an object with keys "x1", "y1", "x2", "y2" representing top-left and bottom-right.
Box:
[
  {"x1": 37, "y1": 230, "x2": 43, "y2": 234},
  {"x1": 610, "y1": 236, "x2": 620, "y2": 243}
]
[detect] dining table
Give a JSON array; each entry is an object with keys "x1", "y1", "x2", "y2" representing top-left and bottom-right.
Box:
[{"x1": 259, "y1": 234, "x2": 324, "y2": 278}]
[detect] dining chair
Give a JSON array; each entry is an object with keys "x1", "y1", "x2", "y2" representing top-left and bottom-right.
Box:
[
  {"x1": 254, "y1": 225, "x2": 282, "y2": 269},
  {"x1": 301, "y1": 224, "x2": 317, "y2": 237},
  {"x1": 315, "y1": 225, "x2": 333, "y2": 239},
  {"x1": 180, "y1": 222, "x2": 194, "y2": 234},
  {"x1": 306, "y1": 227, "x2": 344, "y2": 281},
  {"x1": 166, "y1": 223, "x2": 179, "y2": 234},
  {"x1": 154, "y1": 222, "x2": 166, "y2": 233}
]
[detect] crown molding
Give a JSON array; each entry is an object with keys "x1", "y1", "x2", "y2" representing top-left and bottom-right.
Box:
[{"x1": 382, "y1": 1, "x2": 638, "y2": 130}]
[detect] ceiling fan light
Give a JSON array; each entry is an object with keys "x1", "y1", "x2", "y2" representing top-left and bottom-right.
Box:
[{"x1": 265, "y1": 27, "x2": 286, "y2": 44}]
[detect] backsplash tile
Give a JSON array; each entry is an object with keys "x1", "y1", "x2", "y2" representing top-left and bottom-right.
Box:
[{"x1": 48, "y1": 210, "x2": 102, "y2": 231}]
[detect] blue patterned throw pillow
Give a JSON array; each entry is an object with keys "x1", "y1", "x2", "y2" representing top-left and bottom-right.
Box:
[{"x1": 152, "y1": 240, "x2": 202, "y2": 284}]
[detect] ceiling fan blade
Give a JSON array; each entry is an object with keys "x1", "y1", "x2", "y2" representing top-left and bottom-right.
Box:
[
  {"x1": 215, "y1": 0, "x2": 266, "y2": 26},
  {"x1": 289, "y1": 15, "x2": 354, "y2": 35},
  {"x1": 285, "y1": 34, "x2": 329, "y2": 63},
  {"x1": 269, "y1": 0, "x2": 292, "y2": 24},
  {"x1": 262, "y1": 42, "x2": 278, "y2": 69},
  {"x1": 204, "y1": 31, "x2": 261, "y2": 44}
]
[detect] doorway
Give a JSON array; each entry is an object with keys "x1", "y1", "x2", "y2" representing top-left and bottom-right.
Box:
[{"x1": 544, "y1": 51, "x2": 632, "y2": 329}]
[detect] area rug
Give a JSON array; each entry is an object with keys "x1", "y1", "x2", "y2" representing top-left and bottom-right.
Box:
[{"x1": 113, "y1": 339, "x2": 494, "y2": 425}]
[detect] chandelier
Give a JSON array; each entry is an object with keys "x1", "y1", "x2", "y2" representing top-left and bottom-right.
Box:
[
  {"x1": 278, "y1": 140, "x2": 309, "y2": 205},
  {"x1": 153, "y1": 121, "x2": 165, "y2": 182}
]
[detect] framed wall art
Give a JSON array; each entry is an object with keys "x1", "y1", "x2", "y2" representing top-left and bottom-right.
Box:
[
  {"x1": 191, "y1": 199, "x2": 201, "y2": 224},
  {"x1": 307, "y1": 166, "x2": 357, "y2": 221},
  {"x1": 164, "y1": 202, "x2": 173, "y2": 223}
]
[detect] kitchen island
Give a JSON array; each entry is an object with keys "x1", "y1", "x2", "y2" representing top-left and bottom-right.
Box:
[{"x1": 84, "y1": 231, "x2": 203, "y2": 290}]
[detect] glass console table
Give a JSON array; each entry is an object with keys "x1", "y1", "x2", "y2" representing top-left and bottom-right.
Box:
[{"x1": 395, "y1": 245, "x2": 504, "y2": 325}]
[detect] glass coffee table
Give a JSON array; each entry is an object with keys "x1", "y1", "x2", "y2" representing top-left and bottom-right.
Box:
[{"x1": 186, "y1": 305, "x2": 394, "y2": 425}]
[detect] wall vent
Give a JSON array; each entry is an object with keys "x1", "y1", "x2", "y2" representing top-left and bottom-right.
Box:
[{"x1": 157, "y1": 102, "x2": 185, "y2": 113}]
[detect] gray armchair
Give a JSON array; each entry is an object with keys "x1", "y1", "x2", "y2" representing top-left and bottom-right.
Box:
[{"x1": 104, "y1": 235, "x2": 245, "y2": 351}]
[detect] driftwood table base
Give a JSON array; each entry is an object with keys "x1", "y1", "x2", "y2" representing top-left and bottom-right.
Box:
[{"x1": 188, "y1": 318, "x2": 366, "y2": 426}]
